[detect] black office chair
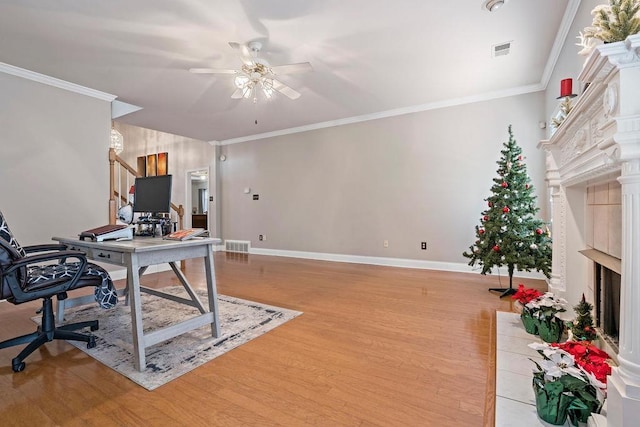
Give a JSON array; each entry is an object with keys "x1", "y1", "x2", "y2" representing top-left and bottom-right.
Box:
[{"x1": 0, "y1": 210, "x2": 118, "y2": 372}]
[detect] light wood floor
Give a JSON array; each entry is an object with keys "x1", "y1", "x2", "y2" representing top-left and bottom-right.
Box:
[{"x1": 0, "y1": 253, "x2": 545, "y2": 426}]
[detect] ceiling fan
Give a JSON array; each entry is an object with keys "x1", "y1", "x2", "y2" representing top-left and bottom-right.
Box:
[{"x1": 189, "y1": 41, "x2": 312, "y2": 102}]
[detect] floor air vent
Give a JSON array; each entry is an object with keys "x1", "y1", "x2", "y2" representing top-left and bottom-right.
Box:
[
  {"x1": 492, "y1": 41, "x2": 512, "y2": 58},
  {"x1": 225, "y1": 240, "x2": 250, "y2": 253}
]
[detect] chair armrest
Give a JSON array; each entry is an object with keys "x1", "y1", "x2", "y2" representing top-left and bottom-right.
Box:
[
  {"x1": 22, "y1": 244, "x2": 69, "y2": 254},
  {"x1": 5, "y1": 250, "x2": 87, "y2": 272}
]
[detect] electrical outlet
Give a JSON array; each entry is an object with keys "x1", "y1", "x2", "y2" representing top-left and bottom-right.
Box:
[
  {"x1": 421, "y1": 242, "x2": 427, "y2": 250},
  {"x1": 383, "y1": 240, "x2": 389, "y2": 248},
  {"x1": 258, "y1": 234, "x2": 264, "y2": 241}
]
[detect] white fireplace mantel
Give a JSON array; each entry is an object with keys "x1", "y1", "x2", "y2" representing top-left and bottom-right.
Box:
[{"x1": 538, "y1": 34, "x2": 640, "y2": 427}]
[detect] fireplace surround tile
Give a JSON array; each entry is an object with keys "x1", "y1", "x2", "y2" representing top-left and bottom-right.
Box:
[
  {"x1": 593, "y1": 205, "x2": 609, "y2": 252},
  {"x1": 608, "y1": 205, "x2": 622, "y2": 259}
]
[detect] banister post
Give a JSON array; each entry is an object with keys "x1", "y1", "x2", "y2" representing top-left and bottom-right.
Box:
[{"x1": 109, "y1": 148, "x2": 117, "y2": 225}]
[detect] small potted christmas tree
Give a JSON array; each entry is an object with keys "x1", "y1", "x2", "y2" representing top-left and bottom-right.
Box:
[{"x1": 571, "y1": 294, "x2": 598, "y2": 342}]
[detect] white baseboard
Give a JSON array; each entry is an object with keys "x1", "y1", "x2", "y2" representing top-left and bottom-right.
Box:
[{"x1": 248, "y1": 247, "x2": 547, "y2": 280}]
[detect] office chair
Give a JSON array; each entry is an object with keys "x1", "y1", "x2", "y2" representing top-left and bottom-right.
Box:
[{"x1": 0, "y1": 210, "x2": 118, "y2": 372}]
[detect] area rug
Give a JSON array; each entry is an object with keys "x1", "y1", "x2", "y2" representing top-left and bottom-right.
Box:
[{"x1": 50, "y1": 287, "x2": 302, "y2": 390}]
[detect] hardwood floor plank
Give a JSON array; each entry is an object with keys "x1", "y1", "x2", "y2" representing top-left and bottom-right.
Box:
[{"x1": 0, "y1": 252, "x2": 546, "y2": 426}]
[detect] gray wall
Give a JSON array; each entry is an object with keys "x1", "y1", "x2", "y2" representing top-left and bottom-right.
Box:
[
  {"x1": 219, "y1": 92, "x2": 548, "y2": 264},
  {"x1": 0, "y1": 73, "x2": 111, "y2": 245}
]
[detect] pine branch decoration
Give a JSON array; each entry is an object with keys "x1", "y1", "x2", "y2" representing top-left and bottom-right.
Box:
[
  {"x1": 583, "y1": 0, "x2": 640, "y2": 44},
  {"x1": 551, "y1": 97, "x2": 574, "y2": 130}
]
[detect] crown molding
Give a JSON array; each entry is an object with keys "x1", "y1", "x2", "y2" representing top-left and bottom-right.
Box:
[
  {"x1": 540, "y1": 0, "x2": 582, "y2": 90},
  {"x1": 0, "y1": 62, "x2": 116, "y2": 102}
]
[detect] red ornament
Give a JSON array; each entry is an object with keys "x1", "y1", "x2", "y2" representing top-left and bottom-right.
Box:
[
  {"x1": 518, "y1": 155, "x2": 523, "y2": 161},
  {"x1": 488, "y1": 201, "x2": 493, "y2": 207},
  {"x1": 525, "y1": 184, "x2": 530, "y2": 189},
  {"x1": 479, "y1": 228, "x2": 485, "y2": 235},
  {"x1": 503, "y1": 206, "x2": 510, "y2": 213},
  {"x1": 536, "y1": 228, "x2": 543, "y2": 235},
  {"x1": 483, "y1": 215, "x2": 489, "y2": 221},
  {"x1": 493, "y1": 245, "x2": 500, "y2": 252},
  {"x1": 501, "y1": 182, "x2": 508, "y2": 188}
]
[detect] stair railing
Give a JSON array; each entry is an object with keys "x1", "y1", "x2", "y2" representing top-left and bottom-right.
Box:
[{"x1": 108, "y1": 148, "x2": 184, "y2": 229}]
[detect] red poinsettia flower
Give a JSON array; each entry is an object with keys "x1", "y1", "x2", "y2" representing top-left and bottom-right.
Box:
[
  {"x1": 511, "y1": 284, "x2": 542, "y2": 304},
  {"x1": 552, "y1": 341, "x2": 612, "y2": 384}
]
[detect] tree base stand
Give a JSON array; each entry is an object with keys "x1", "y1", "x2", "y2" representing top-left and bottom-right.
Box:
[{"x1": 489, "y1": 287, "x2": 517, "y2": 298}]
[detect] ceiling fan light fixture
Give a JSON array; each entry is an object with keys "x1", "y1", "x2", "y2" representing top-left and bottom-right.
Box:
[
  {"x1": 241, "y1": 85, "x2": 253, "y2": 99},
  {"x1": 483, "y1": 0, "x2": 507, "y2": 12},
  {"x1": 234, "y1": 75, "x2": 250, "y2": 89},
  {"x1": 261, "y1": 79, "x2": 274, "y2": 99}
]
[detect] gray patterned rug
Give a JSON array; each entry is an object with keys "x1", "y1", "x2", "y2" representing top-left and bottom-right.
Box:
[{"x1": 51, "y1": 287, "x2": 302, "y2": 390}]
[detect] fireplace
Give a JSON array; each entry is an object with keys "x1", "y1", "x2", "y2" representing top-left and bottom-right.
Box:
[
  {"x1": 594, "y1": 262, "x2": 621, "y2": 351},
  {"x1": 539, "y1": 35, "x2": 640, "y2": 425}
]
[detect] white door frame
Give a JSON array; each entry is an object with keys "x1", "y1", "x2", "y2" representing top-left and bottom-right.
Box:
[{"x1": 185, "y1": 167, "x2": 210, "y2": 229}]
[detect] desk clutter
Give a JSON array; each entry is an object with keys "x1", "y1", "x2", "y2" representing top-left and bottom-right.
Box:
[
  {"x1": 134, "y1": 217, "x2": 174, "y2": 237},
  {"x1": 79, "y1": 224, "x2": 133, "y2": 241}
]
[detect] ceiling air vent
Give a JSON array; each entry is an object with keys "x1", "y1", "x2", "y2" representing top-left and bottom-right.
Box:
[{"x1": 492, "y1": 41, "x2": 512, "y2": 58}]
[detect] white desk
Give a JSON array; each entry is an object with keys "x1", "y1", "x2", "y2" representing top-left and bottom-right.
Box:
[{"x1": 52, "y1": 236, "x2": 221, "y2": 372}]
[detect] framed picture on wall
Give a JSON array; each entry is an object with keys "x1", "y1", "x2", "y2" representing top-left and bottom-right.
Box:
[
  {"x1": 137, "y1": 156, "x2": 147, "y2": 177},
  {"x1": 146, "y1": 154, "x2": 157, "y2": 176},
  {"x1": 157, "y1": 152, "x2": 168, "y2": 175}
]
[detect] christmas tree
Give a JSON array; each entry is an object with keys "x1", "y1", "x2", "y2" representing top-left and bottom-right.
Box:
[
  {"x1": 463, "y1": 125, "x2": 552, "y2": 297},
  {"x1": 572, "y1": 294, "x2": 597, "y2": 342}
]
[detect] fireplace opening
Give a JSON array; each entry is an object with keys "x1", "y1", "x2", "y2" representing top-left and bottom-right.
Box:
[{"x1": 594, "y1": 262, "x2": 621, "y2": 351}]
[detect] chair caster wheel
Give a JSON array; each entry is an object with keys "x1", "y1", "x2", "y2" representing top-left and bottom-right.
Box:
[
  {"x1": 87, "y1": 336, "x2": 97, "y2": 349},
  {"x1": 12, "y1": 360, "x2": 25, "y2": 372},
  {"x1": 90, "y1": 322, "x2": 99, "y2": 331}
]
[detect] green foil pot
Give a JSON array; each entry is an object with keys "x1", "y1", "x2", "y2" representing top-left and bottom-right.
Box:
[
  {"x1": 533, "y1": 380, "x2": 572, "y2": 425},
  {"x1": 537, "y1": 316, "x2": 565, "y2": 343},
  {"x1": 521, "y1": 309, "x2": 538, "y2": 335}
]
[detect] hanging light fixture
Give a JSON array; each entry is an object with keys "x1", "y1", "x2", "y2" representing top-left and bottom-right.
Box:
[
  {"x1": 234, "y1": 72, "x2": 275, "y2": 102},
  {"x1": 110, "y1": 122, "x2": 124, "y2": 154}
]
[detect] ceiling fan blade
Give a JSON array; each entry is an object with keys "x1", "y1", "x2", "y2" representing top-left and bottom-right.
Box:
[
  {"x1": 272, "y1": 79, "x2": 301, "y2": 100},
  {"x1": 270, "y1": 62, "x2": 313, "y2": 75},
  {"x1": 189, "y1": 68, "x2": 238, "y2": 74},
  {"x1": 231, "y1": 88, "x2": 245, "y2": 99}
]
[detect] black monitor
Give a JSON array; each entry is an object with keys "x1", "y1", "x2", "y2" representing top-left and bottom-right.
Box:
[{"x1": 133, "y1": 175, "x2": 172, "y2": 216}]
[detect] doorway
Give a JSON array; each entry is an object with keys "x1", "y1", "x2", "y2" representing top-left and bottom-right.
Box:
[{"x1": 186, "y1": 168, "x2": 209, "y2": 230}]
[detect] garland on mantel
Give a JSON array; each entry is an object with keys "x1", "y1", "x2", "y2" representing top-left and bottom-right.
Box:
[{"x1": 580, "y1": 0, "x2": 640, "y2": 49}]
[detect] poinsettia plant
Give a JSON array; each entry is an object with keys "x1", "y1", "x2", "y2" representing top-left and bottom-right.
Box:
[
  {"x1": 552, "y1": 340, "x2": 612, "y2": 384},
  {"x1": 526, "y1": 292, "x2": 570, "y2": 320},
  {"x1": 524, "y1": 292, "x2": 571, "y2": 342},
  {"x1": 512, "y1": 284, "x2": 543, "y2": 304},
  {"x1": 529, "y1": 342, "x2": 607, "y2": 426}
]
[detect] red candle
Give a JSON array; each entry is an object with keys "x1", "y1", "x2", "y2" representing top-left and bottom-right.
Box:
[{"x1": 560, "y1": 78, "x2": 573, "y2": 97}]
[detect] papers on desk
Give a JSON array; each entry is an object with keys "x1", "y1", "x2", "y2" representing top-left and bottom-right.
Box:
[
  {"x1": 163, "y1": 228, "x2": 208, "y2": 241},
  {"x1": 79, "y1": 224, "x2": 134, "y2": 242}
]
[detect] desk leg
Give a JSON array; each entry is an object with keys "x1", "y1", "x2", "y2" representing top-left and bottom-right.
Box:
[
  {"x1": 204, "y1": 245, "x2": 220, "y2": 338},
  {"x1": 126, "y1": 254, "x2": 146, "y2": 371}
]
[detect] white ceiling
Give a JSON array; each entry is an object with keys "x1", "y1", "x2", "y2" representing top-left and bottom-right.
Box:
[{"x1": 0, "y1": 0, "x2": 576, "y2": 144}]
